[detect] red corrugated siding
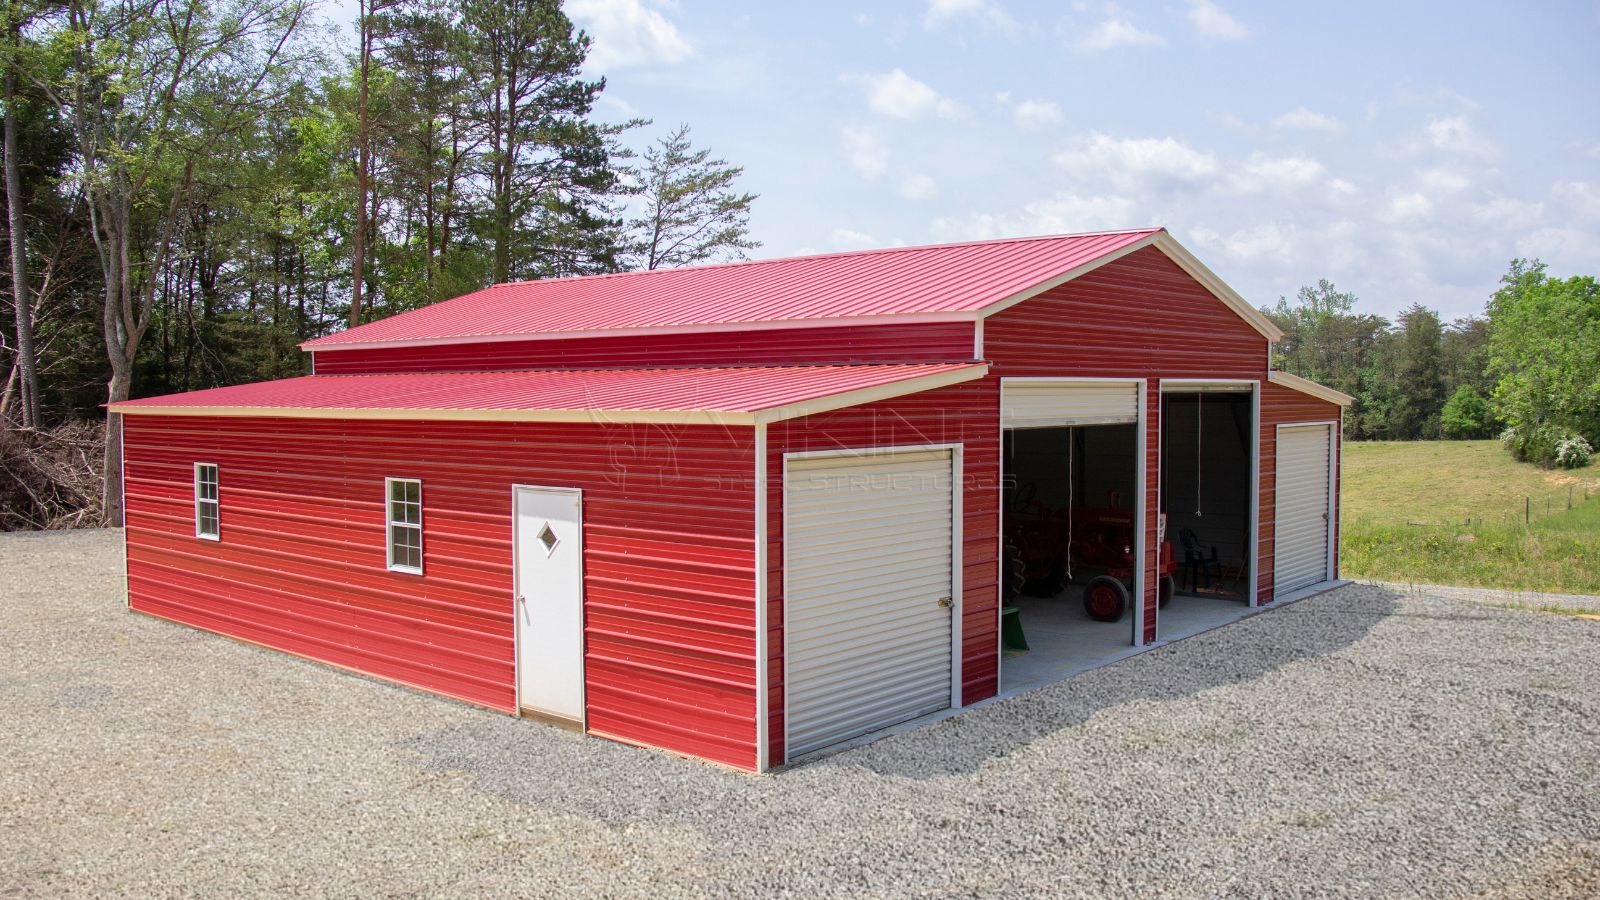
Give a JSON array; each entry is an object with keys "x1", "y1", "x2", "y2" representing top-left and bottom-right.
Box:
[
  {"x1": 764, "y1": 380, "x2": 999, "y2": 767},
  {"x1": 312, "y1": 323, "x2": 977, "y2": 374},
  {"x1": 1257, "y1": 383, "x2": 1343, "y2": 603},
  {"x1": 122, "y1": 414, "x2": 761, "y2": 770},
  {"x1": 983, "y1": 246, "x2": 1272, "y2": 643}
]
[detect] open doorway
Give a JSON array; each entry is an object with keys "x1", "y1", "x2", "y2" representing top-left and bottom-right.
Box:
[
  {"x1": 1001, "y1": 423, "x2": 1143, "y2": 692},
  {"x1": 1159, "y1": 389, "x2": 1254, "y2": 640}
]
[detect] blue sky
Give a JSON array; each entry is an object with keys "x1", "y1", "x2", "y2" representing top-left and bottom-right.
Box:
[
  {"x1": 336, "y1": 1, "x2": 1600, "y2": 321},
  {"x1": 558, "y1": 0, "x2": 1600, "y2": 321}
]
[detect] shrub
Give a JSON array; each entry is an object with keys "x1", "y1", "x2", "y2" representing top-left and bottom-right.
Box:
[
  {"x1": 1556, "y1": 434, "x2": 1594, "y2": 469},
  {"x1": 1441, "y1": 385, "x2": 1496, "y2": 439},
  {"x1": 1501, "y1": 422, "x2": 1594, "y2": 469}
]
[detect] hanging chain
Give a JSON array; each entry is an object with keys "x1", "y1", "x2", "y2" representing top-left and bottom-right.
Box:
[{"x1": 1195, "y1": 393, "x2": 1204, "y2": 517}]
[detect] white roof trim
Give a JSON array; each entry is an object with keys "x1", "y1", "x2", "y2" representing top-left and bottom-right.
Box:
[
  {"x1": 1149, "y1": 233, "x2": 1284, "y2": 342},
  {"x1": 110, "y1": 365, "x2": 990, "y2": 427},
  {"x1": 1268, "y1": 370, "x2": 1354, "y2": 407},
  {"x1": 755, "y1": 363, "x2": 987, "y2": 424},
  {"x1": 109, "y1": 404, "x2": 767, "y2": 426}
]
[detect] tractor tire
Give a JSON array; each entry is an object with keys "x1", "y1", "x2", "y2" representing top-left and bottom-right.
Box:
[
  {"x1": 1083, "y1": 575, "x2": 1130, "y2": 622},
  {"x1": 1159, "y1": 574, "x2": 1176, "y2": 608},
  {"x1": 1002, "y1": 536, "x2": 1026, "y2": 603}
]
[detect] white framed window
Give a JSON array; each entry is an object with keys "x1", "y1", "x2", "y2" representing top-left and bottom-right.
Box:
[
  {"x1": 194, "y1": 463, "x2": 220, "y2": 540},
  {"x1": 385, "y1": 477, "x2": 423, "y2": 574}
]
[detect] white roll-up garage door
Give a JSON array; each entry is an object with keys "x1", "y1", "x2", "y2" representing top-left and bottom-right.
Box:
[
  {"x1": 784, "y1": 449, "x2": 955, "y2": 759},
  {"x1": 1274, "y1": 424, "x2": 1333, "y2": 595},
  {"x1": 1001, "y1": 380, "x2": 1139, "y2": 429}
]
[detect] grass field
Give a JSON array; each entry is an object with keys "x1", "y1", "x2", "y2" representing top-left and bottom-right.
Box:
[{"x1": 1341, "y1": 440, "x2": 1600, "y2": 594}]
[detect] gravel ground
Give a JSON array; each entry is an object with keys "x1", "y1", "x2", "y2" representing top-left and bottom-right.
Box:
[{"x1": 3, "y1": 528, "x2": 1598, "y2": 898}]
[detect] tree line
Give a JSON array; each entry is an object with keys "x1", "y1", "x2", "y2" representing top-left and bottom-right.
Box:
[
  {"x1": 1266, "y1": 260, "x2": 1597, "y2": 468},
  {"x1": 0, "y1": 0, "x2": 758, "y2": 523}
]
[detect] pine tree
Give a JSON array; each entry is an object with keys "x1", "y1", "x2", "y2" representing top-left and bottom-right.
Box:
[{"x1": 630, "y1": 124, "x2": 758, "y2": 270}]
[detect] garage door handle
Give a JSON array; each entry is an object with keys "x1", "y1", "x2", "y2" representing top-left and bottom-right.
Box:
[{"x1": 937, "y1": 596, "x2": 952, "y2": 609}]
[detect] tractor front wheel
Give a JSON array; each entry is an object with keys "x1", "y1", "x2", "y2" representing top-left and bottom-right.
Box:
[
  {"x1": 1083, "y1": 575, "x2": 1130, "y2": 622},
  {"x1": 1159, "y1": 574, "x2": 1176, "y2": 608}
]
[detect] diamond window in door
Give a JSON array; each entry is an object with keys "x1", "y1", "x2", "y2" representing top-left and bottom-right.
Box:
[{"x1": 537, "y1": 521, "x2": 560, "y2": 555}]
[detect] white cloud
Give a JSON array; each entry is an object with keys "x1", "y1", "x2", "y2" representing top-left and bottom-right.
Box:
[
  {"x1": 1231, "y1": 153, "x2": 1327, "y2": 193},
  {"x1": 1554, "y1": 181, "x2": 1600, "y2": 220},
  {"x1": 900, "y1": 173, "x2": 940, "y2": 200},
  {"x1": 1273, "y1": 106, "x2": 1341, "y2": 133},
  {"x1": 1054, "y1": 133, "x2": 1218, "y2": 192},
  {"x1": 1211, "y1": 222, "x2": 1295, "y2": 262},
  {"x1": 831, "y1": 228, "x2": 878, "y2": 249},
  {"x1": 1517, "y1": 227, "x2": 1600, "y2": 263},
  {"x1": 566, "y1": 0, "x2": 692, "y2": 71},
  {"x1": 1415, "y1": 167, "x2": 1471, "y2": 194},
  {"x1": 924, "y1": 0, "x2": 1018, "y2": 34},
  {"x1": 853, "y1": 69, "x2": 968, "y2": 120},
  {"x1": 1186, "y1": 0, "x2": 1250, "y2": 40},
  {"x1": 903, "y1": 109, "x2": 1593, "y2": 320},
  {"x1": 932, "y1": 192, "x2": 1140, "y2": 240},
  {"x1": 854, "y1": 13, "x2": 873, "y2": 27},
  {"x1": 841, "y1": 127, "x2": 889, "y2": 179},
  {"x1": 1074, "y1": 18, "x2": 1166, "y2": 52},
  {"x1": 1419, "y1": 115, "x2": 1496, "y2": 157},
  {"x1": 1020, "y1": 193, "x2": 1140, "y2": 231},
  {"x1": 596, "y1": 93, "x2": 642, "y2": 119},
  {"x1": 1013, "y1": 98, "x2": 1064, "y2": 128},
  {"x1": 1469, "y1": 197, "x2": 1544, "y2": 230},
  {"x1": 1382, "y1": 191, "x2": 1435, "y2": 224}
]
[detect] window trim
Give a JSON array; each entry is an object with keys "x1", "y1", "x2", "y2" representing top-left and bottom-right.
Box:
[
  {"x1": 385, "y1": 477, "x2": 424, "y2": 575},
  {"x1": 194, "y1": 462, "x2": 220, "y2": 541}
]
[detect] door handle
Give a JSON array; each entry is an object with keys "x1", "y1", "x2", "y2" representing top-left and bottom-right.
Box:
[{"x1": 937, "y1": 596, "x2": 953, "y2": 609}]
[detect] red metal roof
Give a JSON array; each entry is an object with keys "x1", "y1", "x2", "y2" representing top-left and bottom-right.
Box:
[
  {"x1": 302, "y1": 229, "x2": 1163, "y2": 349},
  {"x1": 110, "y1": 363, "x2": 988, "y2": 425}
]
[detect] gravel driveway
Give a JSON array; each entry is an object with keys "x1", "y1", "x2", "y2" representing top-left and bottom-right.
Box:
[{"x1": 3, "y1": 529, "x2": 1597, "y2": 898}]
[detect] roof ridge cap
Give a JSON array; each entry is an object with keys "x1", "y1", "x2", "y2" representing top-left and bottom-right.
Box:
[
  {"x1": 487, "y1": 227, "x2": 1166, "y2": 290},
  {"x1": 303, "y1": 362, "x2": 958, "y2": 378}
]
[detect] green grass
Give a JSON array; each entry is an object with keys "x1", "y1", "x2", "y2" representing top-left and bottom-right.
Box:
[{"x1": 1341, "y1": 440, "x2": 1600, "y2": 595}]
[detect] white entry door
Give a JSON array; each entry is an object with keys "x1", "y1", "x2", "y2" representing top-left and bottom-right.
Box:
[
  {"x1": 1273, "y1": 424, "x2": 1333, "y2": 596},
  {"x1": 514, "y1": 485, "x2": 584, "y2": 723},
  {"x1": 784, "y1": 449, "x2": 957, "y2": 760}
]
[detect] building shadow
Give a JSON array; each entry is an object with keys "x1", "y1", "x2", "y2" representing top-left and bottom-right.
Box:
[{"x1": 806, "y1": 584, "x2": 1400, "y2": 779}]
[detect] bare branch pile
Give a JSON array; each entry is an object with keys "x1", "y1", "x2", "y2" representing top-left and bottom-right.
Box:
[{"x1": 0, "y1": 421, "x2": 104, "y2": 530}]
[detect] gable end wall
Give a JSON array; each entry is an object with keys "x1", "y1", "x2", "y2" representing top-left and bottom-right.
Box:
[{"x1": 983, "y1": 245, "x2": 1273, "y2": 641}]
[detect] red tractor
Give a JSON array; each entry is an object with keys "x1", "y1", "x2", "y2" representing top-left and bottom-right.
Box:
[{"x1": 1005, "y1": 485, "x2": 1176, "y2": 623}]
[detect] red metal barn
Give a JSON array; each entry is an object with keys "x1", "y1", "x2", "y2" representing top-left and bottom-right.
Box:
[{"x1": 114, "y1": 228, "x2": 1351, "y2": 772}]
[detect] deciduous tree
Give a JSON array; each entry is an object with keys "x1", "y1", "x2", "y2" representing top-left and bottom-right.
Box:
[
  {"x1": 1487, "y1": 258, "x2": 1600, "y2": 464},
  {"x1": 36, "y1": 0, "x2": 313, "y2": 523},
  {"x1": 2, "y1": 1, "x2": 42, "y2": 426}
]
